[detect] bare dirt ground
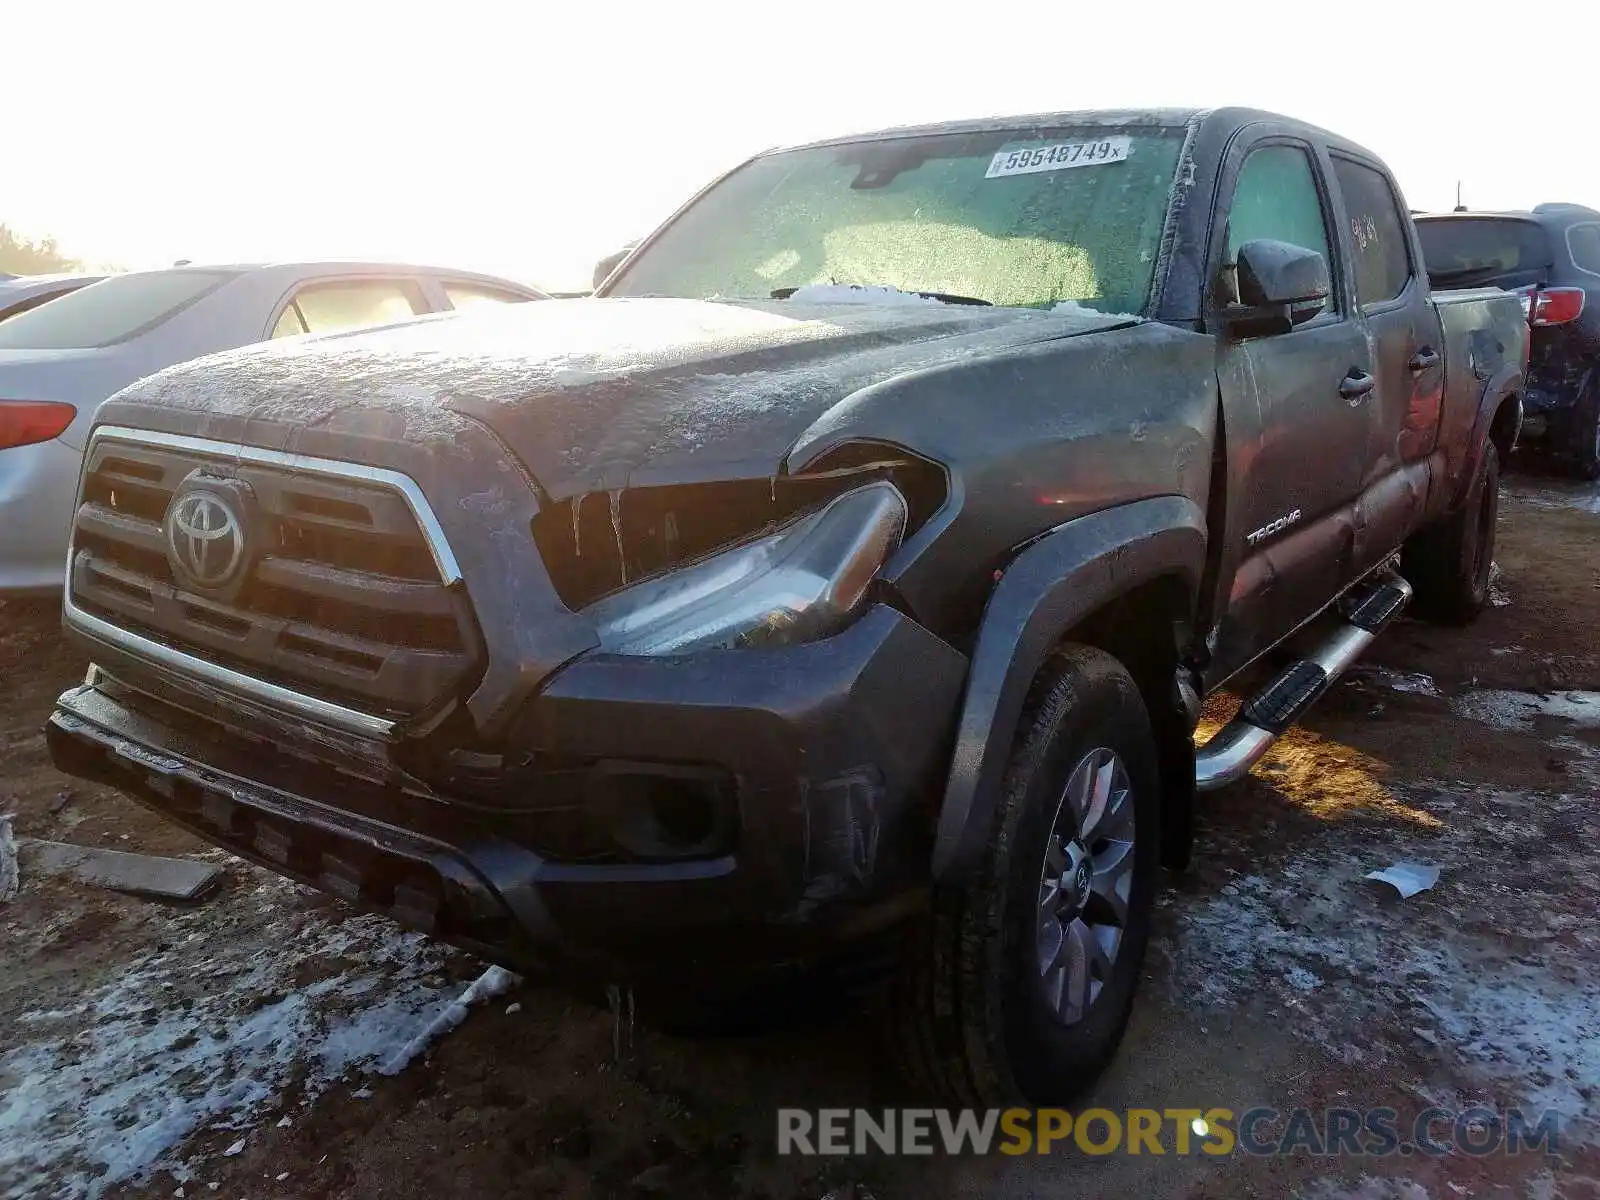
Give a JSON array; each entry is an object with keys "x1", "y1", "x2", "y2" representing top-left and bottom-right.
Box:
[{"x1": 4, "y1": 464, "x2": 1600, "y2": 1200}]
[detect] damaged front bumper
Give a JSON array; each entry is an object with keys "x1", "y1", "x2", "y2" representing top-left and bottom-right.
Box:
[{"x1": 47, "y1": 604, "x2": 966, "y2": 981}]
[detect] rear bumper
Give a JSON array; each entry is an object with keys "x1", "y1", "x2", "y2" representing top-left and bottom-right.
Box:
[
  {"x1": 48, "y1": 604, "x2": 967, "y2": 980},
  {"x1": 0, "y1": 437, "x2": 79, "y2": 593}
]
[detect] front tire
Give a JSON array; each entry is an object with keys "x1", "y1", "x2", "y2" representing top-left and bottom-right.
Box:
[{"x1": 891, "y1": 645, "x2": 1160, "y2": 1105}]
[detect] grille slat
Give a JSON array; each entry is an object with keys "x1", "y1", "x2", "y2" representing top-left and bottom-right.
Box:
[
  {"x1": 75, "y1": 503, "x2": 169, "y2": 559},
  {"x1": 69, "y1": 439, "x2": 480, "y2": 720}
]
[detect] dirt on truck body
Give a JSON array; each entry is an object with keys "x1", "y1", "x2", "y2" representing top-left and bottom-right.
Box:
[{"x1": 45, "y1": 106, "x2": 1526, "y2": 1106}]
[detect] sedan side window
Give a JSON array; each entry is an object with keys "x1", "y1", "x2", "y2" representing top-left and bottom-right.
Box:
[
  {"x1": 1331, "y1": 157, "x2": 1413, "y2": 307},
  {"x1": 1226, "y1": 145, "x2": 1336, "y2": 315},
  {"x1": 282, "y1": 280, "x2": 423, "y2": 336},
  {"x1": 443, "y1": 282, "x2": 534, "y2": 311}
]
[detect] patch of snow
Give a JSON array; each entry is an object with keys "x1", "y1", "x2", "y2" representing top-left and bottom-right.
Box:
[
  {"x1": 1549, "y1": 735, "x2": 1600, "y2": 790},
  {"x1": 1452, "y1": 689, "x2": 1600, "y2": 733},
  {"x1": 1050, "y1": 299, "x2": 1144, "y2": 322},
  {"x1": 1349, "y1": 667, "x2": 1443, "y2": 699},
  {"x1": 1168, "y1": 823, "x2": 1600, "y2": 1138},
  {"x1": 1487, "y1": 561, "x2": 1512, "y2": 608},
  {"x1": 0, "y1": 876, "x2": 471, "y2": 1198},
  {"x1": 1509, "y1": 482, "x2": 1600, "y2": 516},
  {"x1": 0, "y1": 814, "x2": 17, "y2": 903},
  {"x1": 379, "y1": 965, "x2": 519, "y2": 1076},
  {"x1": 783, "y1": 283, "x2": 944, "y2": 307},
  {"x1": 1298, "y1": 1179, "x2": 1433, "y2": 1200},
  {"x1": 1284, "y1": 965, "x2": 1323, "y2": 993}
]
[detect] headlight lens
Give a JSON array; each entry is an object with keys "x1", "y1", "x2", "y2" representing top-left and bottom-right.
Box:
[{"x1": 584, "y1": 480, "x2": 907, "y2": 655}]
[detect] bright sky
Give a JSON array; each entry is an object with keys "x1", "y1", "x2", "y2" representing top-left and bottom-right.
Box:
[{"x1": 10, "y1": 0, "x2": 1595, "y2": 293}]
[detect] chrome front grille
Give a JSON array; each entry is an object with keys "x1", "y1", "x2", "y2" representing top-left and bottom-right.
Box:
[{"x1": 66, "y1": 428, "x2": 478, "y2": 725}]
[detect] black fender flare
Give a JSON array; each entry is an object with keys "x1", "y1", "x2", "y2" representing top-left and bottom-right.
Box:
[
  {"x1": 1451, "y1": 364, "x2": 1523, "y2": 511},
  {"x1": 931, "y1": 495, "x2": 1208, "y2": 881}
]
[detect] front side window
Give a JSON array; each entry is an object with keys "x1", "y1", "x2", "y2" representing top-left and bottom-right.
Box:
[
  {"x1": 608, "y1": 126, "x2": 1188, "y2": 314},
  {"x1": 0, "y1": 270, "x2": 237, "y2": 349},
  {"x1": 1226, "y1": 144, "x2": 1335, "y2": 315},
  {"x1": 1332, "y1": 157, "x2": 1412, "y2": 306},
  {"x1": 282, "y1": 280, "x2": 421, "y2": 336}
]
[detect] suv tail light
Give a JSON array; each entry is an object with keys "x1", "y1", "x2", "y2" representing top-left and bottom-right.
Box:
[
  {"x1": 1529, "y1": 286, "x2": 1586, "y2": 327},
  {"x1": 0, "y1": 401, "x2": 77, "y2": 451}
]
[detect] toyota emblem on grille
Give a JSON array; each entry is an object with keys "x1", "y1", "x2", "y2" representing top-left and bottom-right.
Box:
[{"x1": 165, "y1": 490, "x2": 246, "y2": 589}]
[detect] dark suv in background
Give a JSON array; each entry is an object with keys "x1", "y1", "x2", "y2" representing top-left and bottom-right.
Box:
[{"x1": 1416, "y1": 204, "x2": 1600, "y2": 478}]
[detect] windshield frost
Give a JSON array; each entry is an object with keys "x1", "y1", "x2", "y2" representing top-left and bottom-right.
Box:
[{"x1": 610, "y1": 127, "x2": 1185, "y2": 314}]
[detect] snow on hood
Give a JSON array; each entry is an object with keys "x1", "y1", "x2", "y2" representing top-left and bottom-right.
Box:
[
  {"x1": 106, "y1": 295, "x2": 1131, "y2": 499},
  {"x1": 782, "y1": 283, "x2": 946, "y2": 307}
]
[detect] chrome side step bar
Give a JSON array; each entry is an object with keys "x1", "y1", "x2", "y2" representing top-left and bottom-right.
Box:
[{"x1": 1194, "y1": 574, "x2": 1414, "y2": 791}]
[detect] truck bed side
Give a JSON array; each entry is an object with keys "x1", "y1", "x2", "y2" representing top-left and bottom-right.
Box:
[{"x1": 1427, "y1": 285, "x2": 1529, "y2": 514}]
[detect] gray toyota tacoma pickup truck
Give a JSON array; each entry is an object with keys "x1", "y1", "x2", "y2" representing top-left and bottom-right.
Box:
[{"x1": 47, "y1": 107, "x2": 1526, "y2": 1104}]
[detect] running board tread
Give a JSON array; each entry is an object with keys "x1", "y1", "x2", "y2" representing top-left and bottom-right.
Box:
[
  {"x1": 1346, "y1": 579, "x2": 1413, "y2": 633},
  {"x1": 1193, "y1": 573, "x2": 1414, "y2": 791},
  {"x1": 1238, "y1": 660, "x2": 1328, "y2": 735}
]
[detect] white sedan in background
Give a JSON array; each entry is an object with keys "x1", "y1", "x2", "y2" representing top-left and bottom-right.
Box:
[{"x1": 0, "y1": 261, "x2": 547, "y2": 592}]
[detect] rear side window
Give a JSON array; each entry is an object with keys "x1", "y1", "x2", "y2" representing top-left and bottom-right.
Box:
[
  {"x1": 0, "y1": 287, "x2": 87, "y2": 324},
  {"x1": 0, "y1": 271, "x2": 236, "y2": 349},
  {"x1": 1227, "y1": 144, "x2": 1335, "y2": 315},
  {"x1": 443, "y1": 282, "x2": 534, "y2": 310},
  {"x1": 1414, "y1": 217, "x2": 1551, "y2": 284},
  {"x1": 1565, "y1": 223, "x2": 1600, "y2": 277},
  {"x1": 271, "y1": 280, "x2": 423, "y2": 338},
  {"x1": 1331, "y1": 158, "x2": 1412, "y2": 306}
]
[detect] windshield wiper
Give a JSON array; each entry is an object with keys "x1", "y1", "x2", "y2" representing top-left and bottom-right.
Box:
[{"x1": 771, "y1": 284, "x2": 992, "y2": 306}]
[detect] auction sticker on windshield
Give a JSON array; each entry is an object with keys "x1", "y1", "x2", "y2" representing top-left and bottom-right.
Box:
[{"x1": 985, "y1": 137, "x2": 1131, "y2": 179}]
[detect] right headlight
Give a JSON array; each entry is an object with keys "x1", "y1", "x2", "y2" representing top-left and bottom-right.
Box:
[{"x1": 583, "y1": 480, "x2": 907, "y2": 656}]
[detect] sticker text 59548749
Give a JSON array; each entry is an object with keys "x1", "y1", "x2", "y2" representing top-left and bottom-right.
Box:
[{"x1": 985, "y1": 137, "x2": 1132, "y2": 179}]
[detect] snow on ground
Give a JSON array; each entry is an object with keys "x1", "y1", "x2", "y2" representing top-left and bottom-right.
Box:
[
  {"x1": 1451, "y1": 689, "x2": 1600, "y2": 734},
  {"x1": 1488, "y1": 561, "x2": 1514, "y2": 608},
  {"x1": 1165, "y1": 782, "x2": 1600, "y2": 1146},
  {"x1": 1297, "y1": 1178, "x2": 1437, "y2": 1200},
  {"x1": 1451, "y1": 688, "x2": 1600, "y2": 792},
  {"x1": 1347, "y1": 667, "x2": 1445, "y2": 699},
  {"x1": 0, "y1": 873, "x2": 466, "y2": 1198},
  {"x1": 1510, "y1": 482, "x2": 1600, "y2": 517}
]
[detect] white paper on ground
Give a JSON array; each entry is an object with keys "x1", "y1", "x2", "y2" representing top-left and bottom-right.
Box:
[{"x1": 1364, "y1": 862, "x2": 1441, "y2": 899}]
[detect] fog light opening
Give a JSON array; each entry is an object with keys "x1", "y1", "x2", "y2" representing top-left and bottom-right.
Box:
[{"x1": 597, "y1": 767, "x2": 735, "y2": 861}]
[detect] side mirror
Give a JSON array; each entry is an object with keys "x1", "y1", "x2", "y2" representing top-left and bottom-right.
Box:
[{"x1": 1222, "y1": 238, "x2": 1330, "y2": 338}]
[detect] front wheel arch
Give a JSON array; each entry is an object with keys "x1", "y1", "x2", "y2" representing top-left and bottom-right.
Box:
[{"x1": 932, "y1": 497, "x2": 1206, "y2": 882}]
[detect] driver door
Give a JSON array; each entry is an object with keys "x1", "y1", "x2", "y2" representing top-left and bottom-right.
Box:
[{"x1": 1204, "y1": 135, "x2": 1375, "y2": 684}]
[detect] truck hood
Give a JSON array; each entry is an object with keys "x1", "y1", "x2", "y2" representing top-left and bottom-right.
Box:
[{"x1": 108, "y1": 296, "x2": 1136, "y2": 499}]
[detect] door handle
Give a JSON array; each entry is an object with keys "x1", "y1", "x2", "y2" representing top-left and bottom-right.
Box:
[
  {"x1": 1339, "y1": 369, "x2": 1376, "y2": 402},
  {"x1": 1409, "y1": 347, "x2": 1442, "y2": 372}
]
